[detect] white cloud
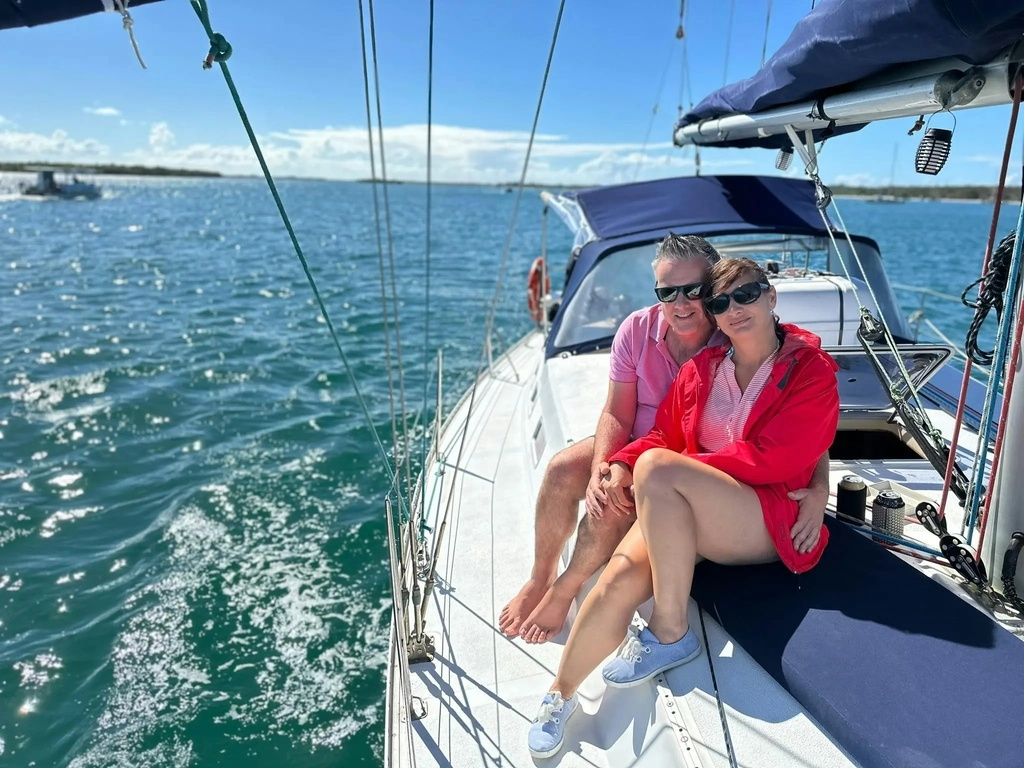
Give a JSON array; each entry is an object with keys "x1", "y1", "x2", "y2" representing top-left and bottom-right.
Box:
[
  {"x1": 0, "y1": 119, "x2": 746, "y2": 185},
  {"x1": 118, "y1": 123, "x2": 750, "y2": 185},
  {"x1": 832, "y1": 172, "x2": 879, "y2": 186},
  {"x1": 0, "y1": 115, "x2": 7, "y2": 126},
  {"x1": 149, "y1": 122, "x2": 176, "y2": 151},
  {"x1": 84, "y1": 106, "x2": 121, "y2": 117},
  {"x1": 0, "y1": 128, "x2": 108, "y2": 159}
]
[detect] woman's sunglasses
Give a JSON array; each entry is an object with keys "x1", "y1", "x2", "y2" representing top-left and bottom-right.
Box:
[
  {"x1": 703, "y1": 281, "x2": 770, "y2": 315},
  {"x1": 654, "y1": 282, "x2": 704, "y2": 303}
]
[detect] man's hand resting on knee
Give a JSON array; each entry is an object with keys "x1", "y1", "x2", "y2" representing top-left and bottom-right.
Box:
[
  {"x1": 585, "y1": 462, "x2": 610, "y2": 519},
  {"x1": 600, "y1": 462, "x2": 635, "y2": 517}
]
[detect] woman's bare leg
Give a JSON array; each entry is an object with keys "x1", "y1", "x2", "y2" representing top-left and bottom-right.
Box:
[
  {"x1": 548, "y1": 523, "x2": 652, "y2": 699},
  {"x1": 634, "y1": 448, "x2": 777, "y2": 643}
]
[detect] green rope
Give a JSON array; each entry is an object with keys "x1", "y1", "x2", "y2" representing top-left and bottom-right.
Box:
[{"x1": 188, "y1": 0, "x2": 407, "y2": 518}]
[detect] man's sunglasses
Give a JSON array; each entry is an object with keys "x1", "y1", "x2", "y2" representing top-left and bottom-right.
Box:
[
  {"x1": 703, "y1": 281, "x2": 771, "y2": 315},
  {"x1": 654, "y1": 282, "x2": 704, "y2": 303}
]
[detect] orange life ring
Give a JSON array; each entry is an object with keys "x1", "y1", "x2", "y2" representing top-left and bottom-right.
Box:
[{"x1": 527, "y1": 257, "x2": 550, "y2": 323}]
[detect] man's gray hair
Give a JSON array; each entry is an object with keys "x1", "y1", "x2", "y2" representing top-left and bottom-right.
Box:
[{"x1": 652, "y1": 233, "x2": 722, "y2": 271}]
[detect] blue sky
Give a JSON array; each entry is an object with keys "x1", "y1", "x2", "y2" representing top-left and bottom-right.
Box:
[{"x1": 0, "y1": 0, "x2": 1016, "y2": 186}]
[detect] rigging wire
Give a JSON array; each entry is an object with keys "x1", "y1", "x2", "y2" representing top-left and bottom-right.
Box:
[
  {"x1": 634, "y1": 38, "x2": 677, "y2": 182},
  {"x1": 678, "y1": 0, "x2": 692, "y2": 118},
  {"x1": 357, "y1": 0, "x2": 402, "y2": 496},
  {"x1": 964, "y1": 217, "x2": 1024, "y2": 541},
  {"x1": 977, "y1": 235, "x2": 1024, "y2": 560},
  {"x1": 785, "y1": 127, "x2": 960, "y2": 497},
  {"x1": 761, "y1": 0, "x2": 773, "y2": 67},
  {"x1": 428, "y1": 0, "x2": 567, "y2": 578},
  {"x1": 938, "y1": 71, "x2": 1023, "y2": 523},
  {"x1": 722, "y1": 0, "x2": 736, "y2": 87},
  {"x1": 185, "y1": 0, "x2": 405, "y2": 514},
  {"x1": 419, "y1": 0, "x2": 435, "y2": 539},
  {"x1": 367, "y1": 0, "x2": 415, "y2": 503}
]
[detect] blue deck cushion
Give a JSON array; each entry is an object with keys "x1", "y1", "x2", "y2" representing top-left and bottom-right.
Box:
[{"x1": 691, "y1": 516, "x2": 1024, "y2": 768}]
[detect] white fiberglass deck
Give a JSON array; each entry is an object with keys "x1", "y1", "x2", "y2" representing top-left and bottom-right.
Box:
[{"x1": 386, "y1": 323, "x2": 1019, "y2": 767}]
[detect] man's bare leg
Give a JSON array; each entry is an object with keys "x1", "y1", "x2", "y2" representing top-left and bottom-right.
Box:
[
  {"x1": 520, "y1": 497, "x2": 635, "y2": 644},
  {"x1": 498, "y1": 439, "x2": 594, "y2": 636}
]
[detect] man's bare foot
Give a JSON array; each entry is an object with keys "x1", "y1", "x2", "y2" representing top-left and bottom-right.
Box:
[
  {"x1": 519, "y1": 582, "x2": 577, "y2": 644},
  {"x1": 498, "y1": 578, "x2": 552, "y2": 636}
]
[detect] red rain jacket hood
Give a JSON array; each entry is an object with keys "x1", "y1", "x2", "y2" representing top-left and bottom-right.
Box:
[{"x1": 610, "y1": 323, "x2": 840, "y2": 573}]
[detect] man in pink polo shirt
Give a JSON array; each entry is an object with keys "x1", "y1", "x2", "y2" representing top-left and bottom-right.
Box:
[{"x1": 499, "y1": 234, "x2": 831, "y2": 644}]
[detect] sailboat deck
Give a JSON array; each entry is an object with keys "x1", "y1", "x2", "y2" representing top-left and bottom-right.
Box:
[{"x1": 395, "y1": 335, "x2": 883, "y2": 767}]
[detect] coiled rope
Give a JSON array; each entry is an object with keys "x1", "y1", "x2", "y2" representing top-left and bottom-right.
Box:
[{"x1": 962, "y1": 231, "x2": 1017, "y2": 367}]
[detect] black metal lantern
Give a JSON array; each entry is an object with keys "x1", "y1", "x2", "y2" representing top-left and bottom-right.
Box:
[
  {"x1": 775, "y1": 147, "x2": 794, "y2": 171},
  {"x1": 915, "y1": 128, "x2": 953, "y2": 175}
]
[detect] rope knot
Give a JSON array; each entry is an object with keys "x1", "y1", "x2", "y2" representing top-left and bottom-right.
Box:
[{"x1": 203, "y1": 32, "x2": 232, "y2": 69}]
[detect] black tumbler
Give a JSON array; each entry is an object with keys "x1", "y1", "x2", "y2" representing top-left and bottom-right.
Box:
[{"x1": 836, "y1": 475, "x2": 868, "y2": 525}]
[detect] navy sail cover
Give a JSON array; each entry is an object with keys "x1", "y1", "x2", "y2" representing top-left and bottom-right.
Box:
[
  {"x1": 678, "y1": 0, "x2": 1024, "y2": 148},
  {"x1": 1, "y1": 0, "x2": 161, "y2": 31}
]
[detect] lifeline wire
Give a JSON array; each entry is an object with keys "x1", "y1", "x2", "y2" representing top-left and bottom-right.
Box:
[{"x1": 187, "y1": 0, "x2": 405, "y2": 514}]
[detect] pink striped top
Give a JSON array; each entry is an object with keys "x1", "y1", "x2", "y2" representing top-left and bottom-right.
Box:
[{"x1": 697, "y1": 348, "x2": 780, "y2": 452}]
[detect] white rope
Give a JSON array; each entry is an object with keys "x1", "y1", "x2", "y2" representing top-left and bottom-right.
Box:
[{"x1": 112, "y1": 0, "x2": 147, "y2": 69}]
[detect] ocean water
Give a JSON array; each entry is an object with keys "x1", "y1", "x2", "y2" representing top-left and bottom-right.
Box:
[{"x1": 0, "y1": 176, "x2": 1018, "y2": 766}]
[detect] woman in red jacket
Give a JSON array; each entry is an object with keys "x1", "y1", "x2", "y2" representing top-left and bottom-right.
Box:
[{"x1": 527, "y1": 257, "x2": 840, "y2": 758}]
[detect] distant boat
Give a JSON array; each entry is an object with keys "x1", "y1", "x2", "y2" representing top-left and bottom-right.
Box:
[{"x1": 19, "y1": 166, "x2": 101, "y2": 200}]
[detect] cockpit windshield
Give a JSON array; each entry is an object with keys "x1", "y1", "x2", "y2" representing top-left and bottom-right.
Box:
[{"x1": 552, "y1": 233, "x2": 909, "y2": 350}]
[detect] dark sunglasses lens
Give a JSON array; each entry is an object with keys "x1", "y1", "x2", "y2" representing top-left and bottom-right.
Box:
[
  {"x1": 682, "y1": 283, "x2": 703, "y2": 300},
  {"x1": 707, "y1": 295, "x2": 730, "y2": 314},
  {"x1": 734, "y1": 283, "x2": 763, "y2": 304},
  {"x1": 655, "y1": 286, "x2": 678, "y2": 302}
]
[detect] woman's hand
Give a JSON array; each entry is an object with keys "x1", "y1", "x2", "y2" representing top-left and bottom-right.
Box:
[
  {"x1": 788, "y1": 483, "x2": 828, "y2": 554},
  {"x1": 601, "y1": 462, "x2": 635, "y2": 516}
]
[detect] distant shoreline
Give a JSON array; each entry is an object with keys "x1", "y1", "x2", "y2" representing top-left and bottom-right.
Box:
[
  {"x1": 0, "y1": 162, "x2": 221, "y2": 179},
  {"x1": 1, "y1": 163, "x2": 1017, "y2": 201}
]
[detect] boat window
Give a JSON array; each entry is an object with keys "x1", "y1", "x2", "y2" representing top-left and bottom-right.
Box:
[
  {"x1": 827, "y1": 238, "x2": 912, "y2": 339},
  {"x1": 553, "y1": 233, "x2": 910, "y2": 350},
  {"x1": 555, "y1": 234, "x2": 843, "y2": 349}
]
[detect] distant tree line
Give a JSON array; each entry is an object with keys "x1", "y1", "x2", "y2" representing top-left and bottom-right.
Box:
[
  {"x1": 833, "y1": 184, "x2": 1020, "y2": 201},
  {"x1": 0, "y1": 162, "x2": 221, "y2": 178}
]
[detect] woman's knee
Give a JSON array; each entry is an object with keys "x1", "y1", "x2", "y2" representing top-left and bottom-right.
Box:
[
  {"x1": 634, "y1": 449, "x2": 697, "y2": 493},
  {"x1": 599, "y1": 548, "x2": 651, "y2": 593}
]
